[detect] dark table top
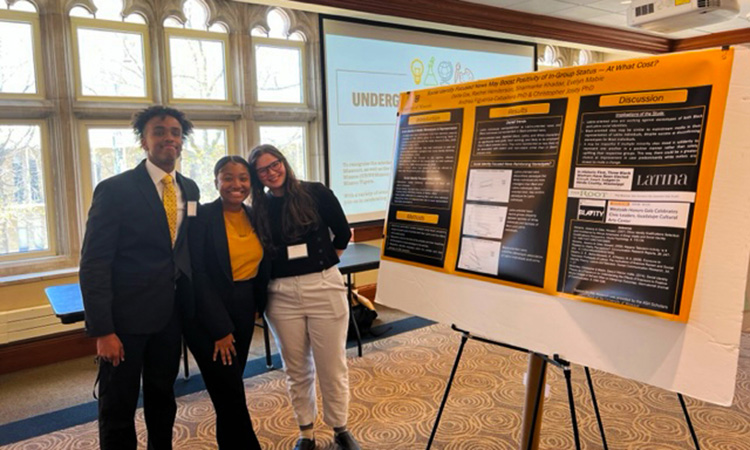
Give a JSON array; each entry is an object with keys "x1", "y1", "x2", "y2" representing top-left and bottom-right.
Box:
[
  {"x1": 338, "y1": 243, "x2": 381, "y2": 275},
  {"x1": 46, "y1": 243, "x2": 382, "y2": 325}
]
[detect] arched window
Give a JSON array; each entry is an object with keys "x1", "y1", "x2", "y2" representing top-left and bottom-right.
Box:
[
  {"x1": 0, "y1": 0, "x2": 42, "y2": 97},
  {"x1": 69, "y1": 0, "x2": 151, "y2": 100},
  {"x1": 252, "y1": 8, "x2": 306, "y2": 104},
  {"x1": 1, "y1": 0, "x2": 35, "y2": 12},
  {"x1": 160, "y1": 0, "x2": 233, "y2": 193},
  {"x1": 252, "y1": 9, "x2": 308, "y2": 178},
  {"x1": 0, "y1": 0, "x2": 325, "y2": 276},
  {"x1": 0, "y1": 2, "x2": 54, "y2": 260},
  {"x1": 163, "y1": 0, "x2": 231, "y2": 103}
]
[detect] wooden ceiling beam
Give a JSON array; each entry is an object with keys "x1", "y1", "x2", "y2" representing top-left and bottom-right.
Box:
[{"x1": 673, "y1": 28, "x2": 750, "y2": 52}]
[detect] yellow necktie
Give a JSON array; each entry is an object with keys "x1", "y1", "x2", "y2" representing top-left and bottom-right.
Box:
[{"x1": 162, "y1": 174, "x2": 177, "y2": 244}]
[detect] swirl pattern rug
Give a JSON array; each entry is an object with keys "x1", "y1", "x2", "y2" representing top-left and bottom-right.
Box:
[{"x1": 2, "y1": 323, "x2": 749, "y2": 449}]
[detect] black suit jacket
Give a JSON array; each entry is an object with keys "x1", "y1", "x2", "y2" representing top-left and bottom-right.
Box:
[
  {"x1": 80, "y1": 160, "x2": 200, "y2": 337},
  {"x1": 189, "y1": 198, "x2": 269, "y2": 340}
]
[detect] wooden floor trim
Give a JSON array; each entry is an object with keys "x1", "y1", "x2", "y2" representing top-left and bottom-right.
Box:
[
  {"x1": 0, "y1": 330, "x2": 95, "y2": 375},
  {"x1": 357, "y1": 283, "x2": 377, "y2": 301}
]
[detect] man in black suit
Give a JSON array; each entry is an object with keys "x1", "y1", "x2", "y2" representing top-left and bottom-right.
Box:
[{"x1": 80, "y1": 106, "x2": 200, "y2": 450}]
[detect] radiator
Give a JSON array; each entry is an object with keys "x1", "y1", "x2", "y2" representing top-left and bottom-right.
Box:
[{"x1": 0, "y1": 305, "x2": 83, "y2": 345}]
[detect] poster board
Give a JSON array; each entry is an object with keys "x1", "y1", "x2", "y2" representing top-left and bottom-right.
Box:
[{"x1": 376, "y1": 47, "x2": 750, "y2": 405}]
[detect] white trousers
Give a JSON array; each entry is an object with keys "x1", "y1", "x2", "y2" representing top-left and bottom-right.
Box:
[{"x1": 265, "y1": 266, "x2": 350, "y2": 428}]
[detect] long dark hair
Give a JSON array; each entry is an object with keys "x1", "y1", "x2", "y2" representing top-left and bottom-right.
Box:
[{"x1": 247, "y1": 145, "x2": 318, "y2": 250}]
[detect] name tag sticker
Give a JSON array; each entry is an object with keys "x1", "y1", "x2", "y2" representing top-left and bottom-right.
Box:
[
  {"x1": 187, "y1": 201, "x2": 197, "y2": 217},
  {"x1": 287, "y1": 243, "x2": 308, "y2": 260}
]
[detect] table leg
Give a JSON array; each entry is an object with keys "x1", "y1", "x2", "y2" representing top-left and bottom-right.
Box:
[
  {"x1": 182, "y1": 339, "x2": 190, "y2": 380},
  {"x1": 347, "y1": 273, "x2": 363, "y2": 357}
]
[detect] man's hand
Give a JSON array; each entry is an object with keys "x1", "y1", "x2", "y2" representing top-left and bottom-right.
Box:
[
  {"x1": 97, "y1": 333, "x2": 124, "y2": 366},
  {"x1": 213, "y1": 334, "x2": 237, "y2": 365},
  {"x1": 336, "y1": 248, "x2": 345, "y2": 258}
]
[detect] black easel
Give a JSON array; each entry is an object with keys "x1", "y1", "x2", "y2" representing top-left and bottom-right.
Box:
[
  {"x1": 585, "y1": 367, "x2": 608, "y2": 450},
  {"x1": 427, "y1": 324, "x2": 703, "y2": 449},
  {"x1": 427, "y1": 324, "x2": 615, "y2": 450},
  {"x1": 678, "y1": 393, "x2": 701, "y2": 450},
  {"x1": 583, "y1": 368, "x2": 701, "y2": 450}
]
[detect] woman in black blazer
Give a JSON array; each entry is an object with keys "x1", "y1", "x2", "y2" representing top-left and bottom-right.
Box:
[{"x1": 184, "y1": 155, "x2": 269, "y2": 449}]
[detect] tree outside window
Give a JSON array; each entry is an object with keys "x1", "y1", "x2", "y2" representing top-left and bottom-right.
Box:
[
  {"x1": 165, "y1": 0, "x2": 230, "y2": 102},
  {"x1": 182, "y1": 127, "x2": 229, "y2": 197},
  {"x1": 0, "y1": 124, "x2": 49, "y2": 255},
  {"x1": 87, "y1": 128, "x2": 143, "y2": 188},
  {"x1": 253, "y1": 9, "x2": 305, "y2": 104},
  {"x1": 0, "y1": 18, "x2": 36, "y2": 95},
  {"x1": 70, "y1": 0, "x2": 150, "y2": 100}
]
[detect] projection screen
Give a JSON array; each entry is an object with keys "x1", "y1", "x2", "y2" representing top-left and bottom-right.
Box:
[{"x1": 321, "y1": 16, "x2": 536, "y2": 223}]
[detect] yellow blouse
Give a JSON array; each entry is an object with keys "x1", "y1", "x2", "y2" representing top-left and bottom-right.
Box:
[{"x1": 223, "y1": 209, "x2": 263, "y2": 281}]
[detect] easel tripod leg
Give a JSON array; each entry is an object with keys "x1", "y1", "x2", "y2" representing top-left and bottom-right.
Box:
[
  {"x1": 426, "y1": 332, "x2": 469, "y2": 450},
  {"x1": 584, "y1": 367, "x2": 608, "y2": 449},
  {"x1": 523, "y1": 354, "x2": 547, "y2": 450},
  {"x1": 678, "y1": 393, "x2": 701, "y2": 450},
  {"x1": 563, "y1": 366, "x2": 581, "y2": 450}
]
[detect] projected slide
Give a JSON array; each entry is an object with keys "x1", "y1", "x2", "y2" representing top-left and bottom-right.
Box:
[{"x1": 322, "y1": 17, "x2": 535, "y2": 222}]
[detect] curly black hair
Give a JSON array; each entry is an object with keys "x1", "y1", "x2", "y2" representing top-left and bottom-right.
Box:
[{"x1": 131, "y1": 105, "x2": 194, "y2": 139}]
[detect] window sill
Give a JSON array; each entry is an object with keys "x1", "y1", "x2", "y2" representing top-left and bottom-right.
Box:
[{"x1": 0, "y1": 267, "x2": 78, "y2": 288}]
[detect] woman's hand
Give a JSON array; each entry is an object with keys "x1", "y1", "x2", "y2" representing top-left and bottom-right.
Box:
[{"x1": 213, "y1": 334, "x2": 237, "y2": 365}]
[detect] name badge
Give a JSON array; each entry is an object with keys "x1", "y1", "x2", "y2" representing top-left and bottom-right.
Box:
[
  {"x1": 187, "y1": 201, "x2": 197, "y2": 217},
  {"x1": 287, "y1": 243, "x2": 308, "y2": 260}
]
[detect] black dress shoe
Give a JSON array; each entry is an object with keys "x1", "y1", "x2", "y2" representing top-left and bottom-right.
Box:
[
  {"x1": 293, "y1": 437, "x2": 316, "y2": 450},
  {"x1": 334, "y1": 431, "x2": 361, "y2": 450}
]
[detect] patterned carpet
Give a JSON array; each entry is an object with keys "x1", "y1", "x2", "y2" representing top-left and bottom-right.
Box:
[{"x1": 2, "y1": 324, "x2": 749, "y2": 449}]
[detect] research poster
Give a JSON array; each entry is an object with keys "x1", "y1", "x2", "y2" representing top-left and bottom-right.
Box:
[
  {"x1": 383, "y1": 109, "x2": 463, "y2": 267},
  {"x1": 558, "y1": 87, "x2": 712, "y2": 314},
  {"x1": 382, "y1": 48, "x2": 733, "y2": 321},
  {"x1": 457, "y1": 99, "x2": 566, "y2": 286}
]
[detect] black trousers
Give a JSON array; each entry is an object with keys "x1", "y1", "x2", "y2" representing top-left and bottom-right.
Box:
[
  {"x1": 184, "y1": 279, "x2": 261, "y2": 450},
  {"x1": 97, "y1": 309, "x2": 182, "y2": 450}
]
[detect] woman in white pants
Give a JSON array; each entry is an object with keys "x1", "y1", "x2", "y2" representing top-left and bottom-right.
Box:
[{"x1": 248, "y1": 144, "x2": 360, "y2": 450}]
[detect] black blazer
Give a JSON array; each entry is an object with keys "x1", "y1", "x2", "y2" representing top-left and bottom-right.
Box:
[
  {"x1": 267, "y1": 181, "x2": 351, "y2": 278},
  {"x1": 189, "y1": 198, "x2": 270, "y2": 340},
  {"x1": 80, "y1": 160, "x2": 200, "y2": 337}
]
